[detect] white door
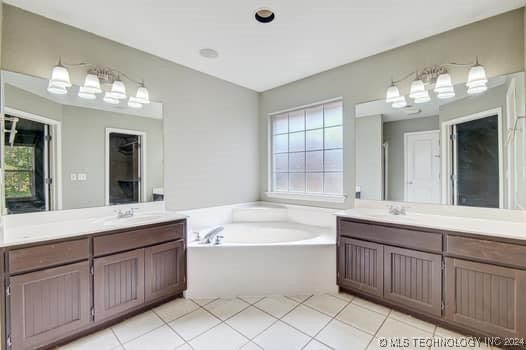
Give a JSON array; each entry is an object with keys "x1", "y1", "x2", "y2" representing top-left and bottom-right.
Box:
[{"x1": 404, "y1": 131, "x2": 441, "y2": 203}]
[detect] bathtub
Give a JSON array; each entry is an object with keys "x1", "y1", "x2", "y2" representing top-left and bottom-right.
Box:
[{"x1": 183, "y1": 203, "x2": 338, "y2": 298}]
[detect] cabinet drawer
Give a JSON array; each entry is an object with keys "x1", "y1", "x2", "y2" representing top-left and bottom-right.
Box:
[
  {"x1": 8, "y1": 238, "x2": 89, "y2": 274},
  {"x1": 447, "y1": 235, "x2": 526, "y2": 268},
  {"x1": 94, "y1": 222, "x2": 184, "y2": 256},
  {"x1": 339, "y1": 219, "x2": 442, "y2": 253}
]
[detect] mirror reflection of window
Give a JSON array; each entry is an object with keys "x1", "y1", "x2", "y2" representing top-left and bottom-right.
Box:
[{"x1": 107, "y1": 131, "x2": 143, "y2": 205}]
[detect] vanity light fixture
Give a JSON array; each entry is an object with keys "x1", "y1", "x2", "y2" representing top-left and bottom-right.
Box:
[
  {"x1": 385, "y1": 57, "x2": 487, "y2": 106},
  {"x1": 47, "y1": 58, "x2": 151, "y2": 107},
  {"x1": 255, "y1": 8, "x2": 275, "y2": 23}
]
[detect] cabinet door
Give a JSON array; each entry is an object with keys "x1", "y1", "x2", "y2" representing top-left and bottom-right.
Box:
[
  {"x1": 383, "y1": 246, "x2": 442, "y2": 316},
  {"x1": 445, "y1": 258, "x2": 526, "y2": 338},
  {"x1": 145, "y1": 240, "x2": 186, "y2": 302},
  {"x1": 338, "y1": 237, "x2": 383, "y2": 297},
  {"x1": 94, "y1": 249, "x2": 145, "y2": 321},
  {"x1": 9, "y1": 261, "x2": 90, "y2": 350}
]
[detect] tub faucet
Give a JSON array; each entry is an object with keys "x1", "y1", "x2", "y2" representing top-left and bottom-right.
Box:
[
  {"x1": 115, "y1": 207, "x2": 138, "y2": 219},
  {"x1": 202, "y1": 226, "x2": 224, "y2": 244}
]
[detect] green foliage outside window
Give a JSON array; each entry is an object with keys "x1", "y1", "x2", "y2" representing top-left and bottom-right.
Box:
[{"x1": 4, "y1": 146, "x2": 35, "y2": 198}]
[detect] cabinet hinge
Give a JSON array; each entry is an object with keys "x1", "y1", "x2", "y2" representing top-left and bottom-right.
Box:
[
  {"x1": 5, "y1": 285, "x2": 10, "y2": 296},
  {"x1": 441, "y1": 260, "x2": 446, "y2": 270},
  {"x1": 7, "y1": 335, "x2": 12, "y2": 347},
  {"x1": 90, "y1": 264, "x2": 94, "y2": 275},
  {"x1": 90, "y1": 306, "x2": 95, "y2": 321},
  {"x1": 441, "y1": 300, "x2": 445, "y2": 311}
]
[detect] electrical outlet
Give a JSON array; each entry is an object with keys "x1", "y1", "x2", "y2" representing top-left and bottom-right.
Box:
[
  {"x1": 70, "y1": 173, "x2": 77, "y2": 181},
  {"x1": 78, "y1": 173, "x2": 87, "y2": 181}
]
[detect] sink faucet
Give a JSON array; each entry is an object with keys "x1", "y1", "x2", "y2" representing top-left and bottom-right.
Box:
[
  {"x1": 202, "y1": 226, "x2": 224, "y2": 244},
  {"x1": 388, "y1": 205, "x2": 408, "y2": 216},
  {"x1": 115, "y1": 207, "x2": 139, "y2": 219}
]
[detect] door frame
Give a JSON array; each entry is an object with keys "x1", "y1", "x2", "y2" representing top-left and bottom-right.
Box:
[
  {"x1": 506, "y1": 78, "x2": 518, "y2": 209},
  {"x1": 105, "y1": 127, "x2": 147, "y2": 205},
  {"x1": 2, "y1": 107, "x2": 63, "y2": 211},
  {"x1": 403, "y1": 130, "x2": 440, "y2": 202},
  {"x1": 440, "y1": 108, "x2": 503, "y2": 207}
]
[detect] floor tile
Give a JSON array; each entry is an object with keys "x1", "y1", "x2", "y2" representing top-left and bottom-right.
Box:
[
  {"x1": 255, "y1": 296, "x2": 298, "y2": 318},
  {"x1": 253, "y1": 321, "x2": 310, "y2": 350},
  {"x1": 240, "y1": 341, "x2": 263, "y2": 349},
  {"x1": 239, "y1": 296, "x2": 265, "y2": 304},
  {"x1": 316, "y1": 319, "x2": 373, "y2": 350},
  {"x1": 123, "y1": 325, "x2": 185, "y2": 350},
  {"x1": 204, "y1": 298, "x2": 250, "y2": 320},
  {"x1": 192, "y1": 298, "x2": 217, "y2": 306},
  {"x1": 190, "y1": 323, "x2": 248, "y2": 350},
  {"x1": 169, "y1": 308, "x2": 221, "y2": 340},
  {"x1": 176, "y1": 344, "x2": 192, "y2": 350},
  {"x1": 282, "y1": 305, "x2": 331, "y2": 336},
  {"x1": 336, "y1": 303, "x2": 387, "y2": 334},
  {"x1": 351, "y1": 297, "x2": 390, "y2": 315},
  {"x1": 154, "y1": 298, "x2": 200, "y2": 322},
  {"x1": 112, "y1": 311, "x2": 164, "y2": 343},
  {"x1": 304, "y1": 339, "x2": 332, "y2": 350},
  {"x1": 58, "y1": 329, "x2": 120, "y2": 350},
  {"x1": 389, "y1": 310, "x2": 436, "y2": 334},
  {"x1": 304, "y1": 294, "x2": 348, "y2": 317},
  {"x1": 329, "y1": 291, "x2": 354, "y2": 302},
  {"x1": 226, "y1": 306, "x2": 276, "y2": 338},
  {"x1": 286, "y1": 294, "x2": 312, "y2": 303},
  {"x1": 377, "y1": 318, "x2": 434, "y2": 349}
]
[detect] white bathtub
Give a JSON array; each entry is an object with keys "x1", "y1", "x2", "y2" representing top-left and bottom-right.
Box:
[{"x1": 183, "y1": 203, "x2": 338, "y2": 298}]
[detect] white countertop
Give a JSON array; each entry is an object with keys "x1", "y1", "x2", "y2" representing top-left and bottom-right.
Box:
[
  {"x1": 336, "y1": 208, "x2": 526, "y2": 241},
  {"x1": 0, "y1": 209, "x2": 187, "y2": 247}
]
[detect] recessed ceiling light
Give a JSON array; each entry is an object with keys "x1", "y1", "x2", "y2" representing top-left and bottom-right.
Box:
[
  {"x1": 199, "y1": 48, "x2": 219, "y2": 59},
  {"x1": 255, "y1": 8, "x2": 275, "y2": 23}
]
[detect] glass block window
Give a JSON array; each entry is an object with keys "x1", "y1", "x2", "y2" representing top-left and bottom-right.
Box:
[{"x1": 271, "y1": 100, "x2": 343, "y2": 195}]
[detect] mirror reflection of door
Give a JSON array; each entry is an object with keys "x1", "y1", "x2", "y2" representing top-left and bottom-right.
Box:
[
  {"x1": 4, "y1": 115, "x2": 53, "y2": 214},
  {"x1": 106, "y1": 130, "x2": 144, "y2": 205},
  {"x1": 452, "y1": 115, "x2": 500, "y2": 208},
  {"x1": 404, "y1": 130, "x2": 441, "y2": 204}
]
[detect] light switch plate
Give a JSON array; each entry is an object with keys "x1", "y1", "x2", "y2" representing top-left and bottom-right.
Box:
[
  {"x1": 78, "y1": 173, "x2": 87, "y2": 181},
  {"x1": 70, "y1": 173, "x2": 77, "y2": 181}
]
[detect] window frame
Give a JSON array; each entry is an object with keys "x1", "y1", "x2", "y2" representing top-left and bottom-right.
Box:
[{"x1": 266, "y1": 97, "x2": 347, "y2": 203}]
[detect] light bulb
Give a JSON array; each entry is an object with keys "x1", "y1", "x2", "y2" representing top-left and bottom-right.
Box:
[
  {"x1": 135, "y1": 85, "x2": 150, "y2": 104},
  {"x1": 82, "y1": 73, "x2": 102, "y2": 94},
  {"x1": 409, "y1": 79, "x2": 427, "y2": 99},
  {"x1": 49, "y1": 60, "x2": 72, "y2": 89},
  {"x1": 386, "y1": 84, "x2": 400, "y2": 103},
  {"x1": 110, "y1": 79, "x2": 127, "y2": 99}
]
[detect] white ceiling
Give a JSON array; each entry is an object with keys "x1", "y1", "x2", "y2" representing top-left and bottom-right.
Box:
[{"x1": 5, "y1": 0, "x2": 525, "y2": 92}]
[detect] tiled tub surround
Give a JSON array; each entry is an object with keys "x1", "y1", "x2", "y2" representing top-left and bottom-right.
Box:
[
  {"x1": 182, "y1": 203, "x2": 339, "y2": 298},
  {"x1": 336, "y1": 205, "x2": 526, "y2": 344},
  {"x1": 59, "y1": 292, "x2": 503, "y2": 350}
]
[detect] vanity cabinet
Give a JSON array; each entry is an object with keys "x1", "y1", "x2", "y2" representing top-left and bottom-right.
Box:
[
  {"x1": 445, "y1": 258, "x2": 526, "y2": 338},
  {"x1": 94, "y1": 249, "x2": 146, "y2": 321},
  {"x1": 383, "y1": 246, "x2": 442, "y2": 317},
  {"x1": 337, "y1": 216, "x2": 526, "y2": 340},
  {"x1": 3, "y1": 219, "x2": 187, "y2": 350},
  {"x1": 9, "y1": 261, "x2": 91, "y2": 350},
  {"x1": 338, "y1": 237, "x2": 383, "y2": 297}
]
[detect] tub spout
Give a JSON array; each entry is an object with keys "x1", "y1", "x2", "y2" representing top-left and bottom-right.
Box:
[{"x1": 202, "y1": 226, "x2": 225, "y2": 244}]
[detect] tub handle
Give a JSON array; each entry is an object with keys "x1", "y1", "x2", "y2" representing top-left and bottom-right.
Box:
[
  {"x1": 193, "y1": 232, "x2": 201, "y2": 241},
  {"x1": 214, "y1": 235, "x2": 224, "y2": 245}
]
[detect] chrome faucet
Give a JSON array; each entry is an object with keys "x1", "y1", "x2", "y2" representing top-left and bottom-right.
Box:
[
  {"x1": 202, "y1": 226, "x2": 225, "y2": 244},
  {"x1": 388, "y1": 205, "x2": 408, "y2": 216},
  {"x1": 115, "y1": 207, "x2": 139, "y2": 219}
]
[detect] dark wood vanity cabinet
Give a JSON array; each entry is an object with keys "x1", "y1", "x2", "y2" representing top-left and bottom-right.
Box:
[
  {"x1": 337, "y1": 216, "x2": 526, "y2": 339},
  {"x1": 3, "y1": 219, "x2": 187, "y2": 350},
  {"x1": 9, "y1": 261, "x2": 91, "y2": 350}
]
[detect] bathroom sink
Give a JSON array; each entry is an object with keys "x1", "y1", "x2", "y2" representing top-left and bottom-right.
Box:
[{"x1": 95, "y1": 213, "x2": 168, "y2": 227}]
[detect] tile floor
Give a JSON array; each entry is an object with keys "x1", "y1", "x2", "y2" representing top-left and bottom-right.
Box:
[{"x1": 58, "y1": 293, "x2": 502, "y2": 350}]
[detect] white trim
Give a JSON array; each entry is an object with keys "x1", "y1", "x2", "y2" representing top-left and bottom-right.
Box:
[
  {"x1": 403, "y1": 130, "x2": 440, "y2": 202},
  {"x1": 265, "y1": 192, "x2": 347, "y2": 203},
  {"x1": 440, "y1": 107, "x2": 503, "y2": 208},
  {"x1": 105, "y1": 128, "x2": 147, "y2": 206},
  {"x1": 268, "y1": 97, "x2": 343, "y2": 116},
  {"x1": 3, "y1": 106, "x2": 63, "y2": 211}
]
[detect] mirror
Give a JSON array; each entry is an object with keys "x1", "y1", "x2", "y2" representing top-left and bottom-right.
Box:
[
  {"x1": 355, "y1": 72, "x2": 525, "y2": 210},
  {"x1": 1, "y1": 70, "x2": 164, "y2": 214}
]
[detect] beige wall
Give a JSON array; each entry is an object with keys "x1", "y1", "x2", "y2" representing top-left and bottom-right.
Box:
[
  {"x1": 1, "y1": 5, "x2": 260, "y2": 210},
  {"x1": 260, "y1": 9, "x2": 524, "y2": 209}
]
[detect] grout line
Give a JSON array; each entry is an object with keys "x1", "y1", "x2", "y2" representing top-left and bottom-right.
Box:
[
  {"x1": 364, "y1": 308, "x2": 393, "y2": 350},
  {"x1": 110, "y1": 327, "x2": 124, "y2": 348}
]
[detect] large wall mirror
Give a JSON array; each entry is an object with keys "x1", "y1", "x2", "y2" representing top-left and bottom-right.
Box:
[
  {"x1": 1, "y1": 71, "x2": 164, "y2": 215},
  {"x1": 355, "y1": 72, "x2": 525, "y2": 210}
]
